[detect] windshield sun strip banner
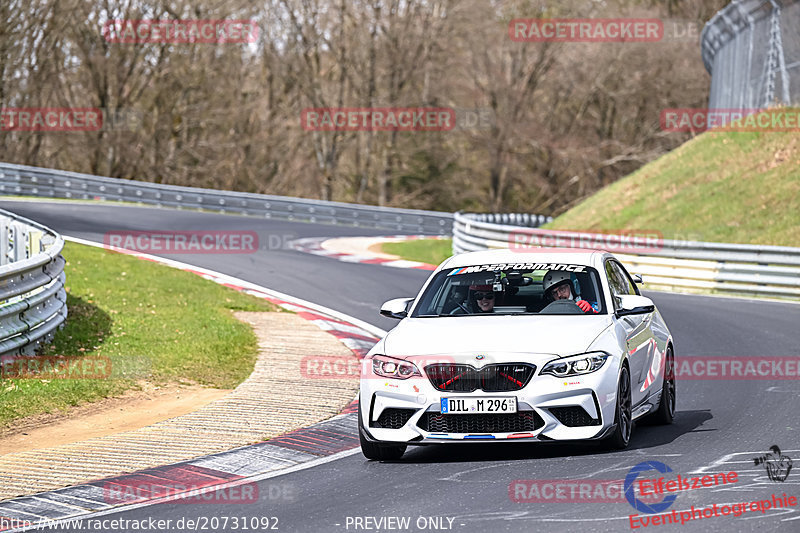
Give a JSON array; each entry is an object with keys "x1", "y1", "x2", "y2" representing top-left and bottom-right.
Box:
[{"x1": 447, "y1": 263, "x2": 588, "y2": 275}]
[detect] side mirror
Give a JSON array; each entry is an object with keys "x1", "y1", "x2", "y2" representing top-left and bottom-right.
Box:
[
  {"x1": 631, "y1": 274, "x2": 643, "y2": 285},
  {"x1": 380, "y1": 298, "x2": 414, "y2": 319},
  {"x1": 615, "y1": 295, "x2": 655, "y2": 317}
]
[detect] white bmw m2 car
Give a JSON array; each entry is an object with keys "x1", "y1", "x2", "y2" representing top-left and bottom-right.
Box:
[{"x1": 358, "y1": 249, "x2": 675, "y2": 460}]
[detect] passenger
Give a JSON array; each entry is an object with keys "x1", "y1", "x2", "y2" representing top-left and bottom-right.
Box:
[{"x1": 469, "y1": 284, "x2": 495, "y2": 313}]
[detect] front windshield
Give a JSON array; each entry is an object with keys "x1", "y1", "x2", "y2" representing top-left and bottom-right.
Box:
[{"x1": 411, "y1": 263, "x2": 607, "y2": 316}]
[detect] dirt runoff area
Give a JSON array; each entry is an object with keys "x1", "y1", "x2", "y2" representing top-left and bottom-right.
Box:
[{"x1": 0, "y1": 383, "x2": 230, "y2": 455}]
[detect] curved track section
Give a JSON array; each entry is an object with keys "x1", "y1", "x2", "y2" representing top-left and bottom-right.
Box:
[{"x1": 2, "y1": 199, "x2": 799, "y2": 533}]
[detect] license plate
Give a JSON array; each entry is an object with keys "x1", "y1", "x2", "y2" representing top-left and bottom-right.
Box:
[{"x1": 440, "y1": 397, "x2": 517, "y2": 414}]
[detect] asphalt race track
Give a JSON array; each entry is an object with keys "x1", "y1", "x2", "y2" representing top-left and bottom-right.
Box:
[{"x1": 5, "y1": 199, "x2": 800, "y2": 533}]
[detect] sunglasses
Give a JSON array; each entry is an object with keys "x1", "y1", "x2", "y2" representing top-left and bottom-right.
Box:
[{"x1": 474, "y1": 292, "x2": 495, "y2": 300}]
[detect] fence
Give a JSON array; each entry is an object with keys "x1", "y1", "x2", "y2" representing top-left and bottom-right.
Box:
[
  {"x1": 453, "y1": 212, "x2": 800, "y2": 301},
  {"x1": 702, "y1": 0, "x2": 800, "y2": 109},
  {"x1": 0, "y1": 162, "x2": 452, "y2": 235},
  {"x1": 0, "y1": 209, "x2": 67, "y2": 355}
]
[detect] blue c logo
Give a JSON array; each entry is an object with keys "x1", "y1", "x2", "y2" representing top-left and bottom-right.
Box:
[{"x1": 624, "y1": 461, "x2": 677, "y2": 514}]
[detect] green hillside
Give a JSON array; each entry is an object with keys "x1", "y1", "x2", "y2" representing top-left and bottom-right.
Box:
[{"x1": 548, "y1": 109, "x2": 800, "y2": 247}]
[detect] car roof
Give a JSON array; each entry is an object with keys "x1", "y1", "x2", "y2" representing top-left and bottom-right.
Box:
[{"x1": 439, "y1": 248, "x2": 608, "y2": 270}]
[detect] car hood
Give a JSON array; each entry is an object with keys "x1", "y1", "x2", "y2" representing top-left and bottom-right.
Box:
[{"x1": 381, "y1": 315, "x2": 613, "y2": 362}]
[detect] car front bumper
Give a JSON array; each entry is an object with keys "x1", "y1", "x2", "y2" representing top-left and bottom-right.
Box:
[{"x1": 359, "y1": 356, "x2": 622, "y2": 444}]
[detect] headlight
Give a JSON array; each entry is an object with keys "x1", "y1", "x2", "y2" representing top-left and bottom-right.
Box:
[
  {"x1": 371, "y1": 355, "x2": 421, "y2": 379},
  {"x1": 540, "y1": 352, "x2": 609, "y2": 377}
]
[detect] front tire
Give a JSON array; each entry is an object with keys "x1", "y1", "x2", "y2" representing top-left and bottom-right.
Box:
[
  {"x1": 358, "y1": 401, "x2": 407, "y2": 460},
  {"x1": 605, "y1": 364, "x2": 632, "y2": 450},
  {"x1": 648, "y1": 347, "x2": 675, "y2": 425}
]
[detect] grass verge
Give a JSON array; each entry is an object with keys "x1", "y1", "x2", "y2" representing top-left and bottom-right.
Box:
[
  {"x1": 548, "y1": 108, "x2": 800, "y2": 246},
  {"x1": 0, "y1": 241, "x2": 278, "y2": 428},
  {"x1": 381, "y1": 238, "x2": 453, "y2": 265}
]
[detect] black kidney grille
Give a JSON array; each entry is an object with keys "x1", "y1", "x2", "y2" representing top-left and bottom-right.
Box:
[
  {"x1": 425, "y1": 363, "x2": 535, "y2": 392},
  {"x1": 419, "y1": 411, "x2": 544, "y2": 433},
  {"x1": 480, "y1": 364, "x2": 536, "y2": 392},
  {"x1": 425, "y1": 364, "x2": 479, "y2": 392},
  {"x1": 372, "y1": 408, "x2": 417, "y2": 429},
  {"x1": 549, "y1": 406, "x2": 600, "y2": 427}
]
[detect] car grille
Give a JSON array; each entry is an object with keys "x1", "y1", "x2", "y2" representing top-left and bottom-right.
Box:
[
  {"x1": 371, "y1": 408, "x2": 417, "y2": 429},
  {"x1": 418, "y1": 411, "x2": 544, "y2": 433},
  {"x1": 548, "y1": 406, "x2": 600, "y2": 427},
  {"x1": 481, "y1": 364, "x2": 537, "y2": 392},
  {"x1": 425, "y1": 364, "x2": 478, "y2": 392},
  {"x1": 425, "y1": 363, "x2": 536, "y2": 392}
]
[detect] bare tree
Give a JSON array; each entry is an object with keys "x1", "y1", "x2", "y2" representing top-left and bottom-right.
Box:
[{"x1": 0, "y1": 0, "x2": 716, "y2": 215}]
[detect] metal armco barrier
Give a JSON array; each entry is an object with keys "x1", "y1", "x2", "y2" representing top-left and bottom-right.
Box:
[
  {"x1": 453, "y1": 212, "x2": 800, "y2": 301},
  {"x1": 0, "y1": 208, "x2": 67, "y2": 355},
  {"x1": 0, "y1": 162, "x2": 452, "y2": 235}
]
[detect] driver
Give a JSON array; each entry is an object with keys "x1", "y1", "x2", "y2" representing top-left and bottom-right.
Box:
[
  {"x1": 543, "y1": 272, "x2": 598, "y2": 314},
  {"x1": 469, "y1": 284, "x2": 495, "y2": 313}
]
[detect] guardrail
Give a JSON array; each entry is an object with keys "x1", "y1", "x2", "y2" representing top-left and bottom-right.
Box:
[
  {"x1": 0, "y1": 162, "x2": 452, "y2": 235},
  {"x1": 0, "y1": 209, "x2": 67, "y2": 355},
  {"x1": 453, "y1": 212, "x2": 800, "y2": 301}
]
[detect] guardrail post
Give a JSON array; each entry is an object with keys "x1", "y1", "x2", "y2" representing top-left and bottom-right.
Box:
[
  {"x1": 0, "y1": 217, "x2": 8, "y2": 267},
  {"x1": 17, "y1": 223, "x2": 29, "y2": 262}
]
